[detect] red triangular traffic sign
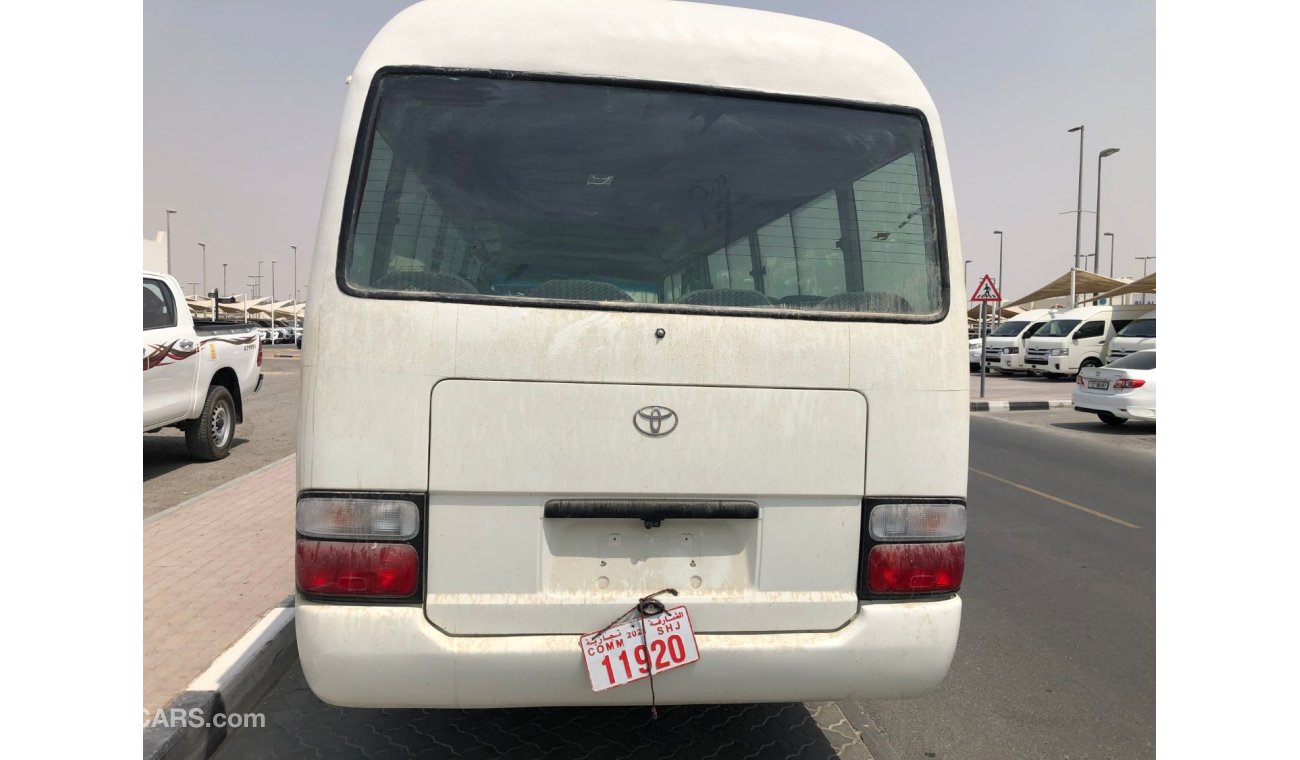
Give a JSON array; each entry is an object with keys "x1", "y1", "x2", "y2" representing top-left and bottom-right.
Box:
[{"x1": 970, "y1": 274, "x2": 1001, "y2": 302}]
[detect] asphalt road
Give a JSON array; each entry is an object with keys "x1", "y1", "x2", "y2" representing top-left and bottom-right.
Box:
[
  {"x1": 208, "y1": 407, "x2": 1155, "y2": 759},
  {"x1": 861, "y1": 409, "x2": 1156, "y2": 759},
  {"x1": 143, "y1": 348, "x2": 302, "y2": 519}
]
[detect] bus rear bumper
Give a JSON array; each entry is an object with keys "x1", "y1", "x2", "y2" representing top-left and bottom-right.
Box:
[{"x1": 296, "y1": 595, "x2": 961, "y2": 708}]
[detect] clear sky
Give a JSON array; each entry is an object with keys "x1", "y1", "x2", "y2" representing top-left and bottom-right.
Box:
[{"x1": 143, "y1": 0, "x2": 1154, "y2": 304}]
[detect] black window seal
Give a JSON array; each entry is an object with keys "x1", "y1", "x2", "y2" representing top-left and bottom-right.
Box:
[{"x1": 333, "y1": 66, "x2": 952, "y2": 326}]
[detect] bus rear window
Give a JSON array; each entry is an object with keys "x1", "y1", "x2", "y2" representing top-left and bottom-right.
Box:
[{"x1": 341, "y1": 73, "x2": 945, "y2": 318}]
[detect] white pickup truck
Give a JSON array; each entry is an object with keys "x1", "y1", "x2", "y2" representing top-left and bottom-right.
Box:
[{"x1": 143, "y1": 271, "x2": 263, "y2": 460}]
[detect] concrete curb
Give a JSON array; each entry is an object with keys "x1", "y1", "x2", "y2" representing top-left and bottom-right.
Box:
[
  {"x1": 144, "y1": 597, "x2": 296, "y2": 760},
  {"x1": 970, "y1": 399, "x2": 1073, "y2": 412}
]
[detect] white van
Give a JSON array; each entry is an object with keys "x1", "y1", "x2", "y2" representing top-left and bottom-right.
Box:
[
  {"x1": 296, "y1": 0, "x2": 967, "y2": 709},
  {"x1": 1024, "y1": 304, "x2": 1150, "y2": 378},
  {"x1": 1105, "y1": 308, "x2": 1155, "y2": 362},
  {"x1": 981, "y1": 308, "x2": 1057, "y2": 374}
]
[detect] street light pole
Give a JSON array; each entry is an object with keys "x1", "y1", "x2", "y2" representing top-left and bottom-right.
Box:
[
  {"x1": 290, "y1": 245, "x2": 299, "y2": 328},
  {"x1": 1067, "y1": 126, "x2": 1084, "y2": 306},
  {"x1": 271, "y1": 260, "x2": 278, "y2": 328},
  {"x1": 164, "y1": 208, "x2": 177, "y2": 274},
  {"x1": 1093, "y1": 148, "x2": 1121, "y2": 274},
  {"x1": 222, "y1": 263, "x2": 228, "y2": 294},
  {"x1": 257, "y1": 261, "x2": 263, "y2": 299},
  {"x1": 963, "y1": 259, "x2": 972, "y2": 312},
  {"x1": 1104, "y1": 233, "x2": 1115, "y2": 278},
  {"x1": 993, "y1": 230, "x2": 1004, "y2": 324},
  {"x1": 198, "y1": 242, "x2": 207, "y2": 294},
  {"x1": 1134, "y1": 256, "x2": 1156, "y2": 304}
]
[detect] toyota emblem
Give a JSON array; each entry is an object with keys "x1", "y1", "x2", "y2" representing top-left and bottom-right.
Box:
[{"x1": 633, "y1": 406, "x2": 678, "y2": 437}]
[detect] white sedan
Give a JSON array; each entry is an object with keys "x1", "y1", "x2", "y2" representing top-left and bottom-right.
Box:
[
  {"x1": 1072, "y1": 349, "x2": 1156, "y2": 425},
  {"x1": 968, "y1": 338, "x2": 982, "y2": 372}
]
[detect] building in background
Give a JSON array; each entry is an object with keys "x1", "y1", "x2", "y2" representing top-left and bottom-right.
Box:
[{"x1": 144, "y1": 231, "x2": 167, "y2": 273}]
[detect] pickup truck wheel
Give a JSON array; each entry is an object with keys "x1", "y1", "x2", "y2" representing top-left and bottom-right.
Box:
[{"x1": 186, "y1": 385, "x2": 235, "y2": 460}]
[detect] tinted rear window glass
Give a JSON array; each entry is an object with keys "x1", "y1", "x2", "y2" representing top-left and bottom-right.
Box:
[
  {"x1": 1108, "y1": 351, "x2": 1155, "y2": 370},
  {"x1": 342, "y1": 73, "x2": 945, "y2": 318}
]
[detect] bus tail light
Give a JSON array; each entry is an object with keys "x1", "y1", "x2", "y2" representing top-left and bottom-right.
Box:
[
  {"x1": 296, "y1": 540, "x2": 418, "y2": 597},
  {"x1": 297, "y1": 497, "x2": 419, "y2": 540},
  {"x1": 295, "y1": 492, "x2": 425, "y2": 602},
  {"x1": 867, "y1": 542, "x2": 964, "y2": 594},
  {"x1": 858, "y1": 499, "x2": 965, "y2": 599}
]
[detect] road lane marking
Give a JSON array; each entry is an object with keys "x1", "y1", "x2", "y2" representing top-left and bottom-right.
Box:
[{"x1": 970, "y1": 467, "x2": 1142, "y2": 529}]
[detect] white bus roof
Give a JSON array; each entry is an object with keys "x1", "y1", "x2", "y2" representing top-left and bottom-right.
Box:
[{"x1": 355, "y1": 0, "x2": 938, "y2": 114}]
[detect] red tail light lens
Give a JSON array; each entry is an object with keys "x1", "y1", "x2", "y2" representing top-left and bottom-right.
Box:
[
  {"x1": 867, "y1": 542, "x2": 965, "y2": 594},
  {"x1": 256, "y1": 342, "x2": 263, "y2": 367},
  {"x1": 1113, "y1": 378, "x2": 1145, "y2": 389},
  {"x1": 1076, "y1": 374, "x2": 1085, "y2": 385},
  {"x1": 296, "y1": 539, "x2": 418, "y2": 598}
]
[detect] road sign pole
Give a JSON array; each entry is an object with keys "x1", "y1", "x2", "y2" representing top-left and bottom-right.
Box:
[
  {"x1": 970, "y1": 274, "x2": 1001, "y2": 401},
  {"x1": 979, "y1": 301, "x2": 987, "y2": 399}
]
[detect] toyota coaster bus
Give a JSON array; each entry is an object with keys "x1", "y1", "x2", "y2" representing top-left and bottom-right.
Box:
[{"x1": 296, "y1": 0, "x2": 968, "y2": 708}]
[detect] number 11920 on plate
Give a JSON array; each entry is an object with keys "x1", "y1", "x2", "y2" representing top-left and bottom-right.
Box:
[{"x1": 580, "y1": 605, "x2": 700, "y2": 692}]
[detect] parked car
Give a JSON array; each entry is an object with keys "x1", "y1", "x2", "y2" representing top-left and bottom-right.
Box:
[
  {"x1": 1072, "y1": 349, "x2": 1156, "y2": 425},
  {"x1": 144, "y1": 271, "x2": 263, "y2": 459},
  {"x1": 968, "y1": 337, "x2": 982, "y2": 371}
]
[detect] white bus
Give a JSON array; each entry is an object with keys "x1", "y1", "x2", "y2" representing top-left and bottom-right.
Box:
[{"x1": 296, "y1": 0, "x2": 968, "y2": 708}]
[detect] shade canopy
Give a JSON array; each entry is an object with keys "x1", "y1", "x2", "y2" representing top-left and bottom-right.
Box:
[
  {"x1": 1002, "y1": 269, "x2": 1127, "y2": 310},
  {"x1": 185, "y1": 296, "x2": 303, "y2": 320},
  {"x1": 1078, "y1": 272, "x2": 1155, "y2": 305}
]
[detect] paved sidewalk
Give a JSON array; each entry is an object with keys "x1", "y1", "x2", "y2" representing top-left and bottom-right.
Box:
[{"x1": 143, "y1": 455, "x2": 296, "y2": 715}]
